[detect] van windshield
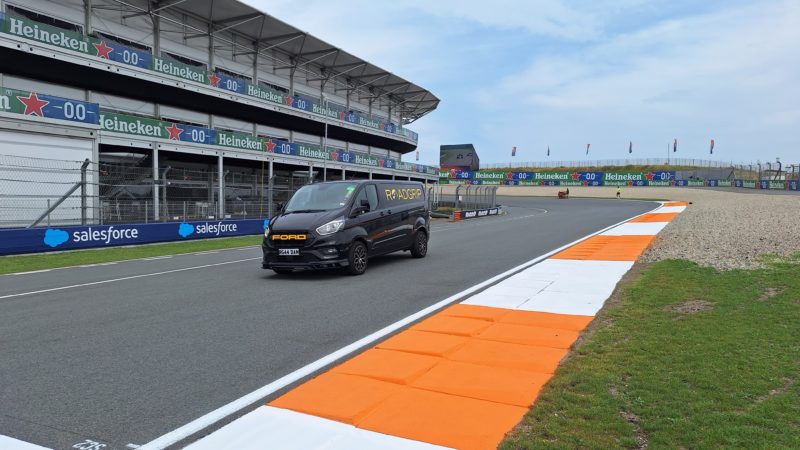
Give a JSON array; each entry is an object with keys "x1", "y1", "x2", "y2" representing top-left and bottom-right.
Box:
[{"x1": 284, "y1": 183, "x2": 359, "y2": 213}]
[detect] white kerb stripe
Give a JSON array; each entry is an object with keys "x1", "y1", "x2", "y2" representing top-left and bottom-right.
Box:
[
  {"x1": 185, "y1": 406, "x2": 451, "y2": 450},
  {"x1": 601, "y1": 222, "x2": 668, "y2": 236},
  {"x1": 656, "y1": 205, "x2": 686, "y2": 213},
  {"x1": 0, "y1": 435, "x2": 50, "y2": 450}
]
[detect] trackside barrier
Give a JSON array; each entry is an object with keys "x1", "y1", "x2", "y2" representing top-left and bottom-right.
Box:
[
  {"x1": 452, "y1": 207, "x2": 500, "y2": 222},
  {"x1": 0, "y1": 218, "x2": 268, "y2": 256}
]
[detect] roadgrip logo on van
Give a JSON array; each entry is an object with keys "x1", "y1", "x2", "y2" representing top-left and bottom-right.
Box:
[
  {"x1": 385, "y1": 188, "x2": 423, "y2": 201},
  {"x1": 271, "y1": 234, "x2": 307, "y2": 241}
]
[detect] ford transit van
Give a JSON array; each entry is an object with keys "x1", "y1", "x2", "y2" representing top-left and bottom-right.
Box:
[{"x1": 262, "y1": 180, "x2": 429, "y2": 275}]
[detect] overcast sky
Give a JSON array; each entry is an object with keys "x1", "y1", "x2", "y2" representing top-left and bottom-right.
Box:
[{"x1": 244, "y1": 0, "x2": 799, "y2": 167}]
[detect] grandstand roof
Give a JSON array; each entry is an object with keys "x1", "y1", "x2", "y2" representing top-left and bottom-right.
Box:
[{"x1": 109, "y1": 0, "x2": 439, "y2": 124}]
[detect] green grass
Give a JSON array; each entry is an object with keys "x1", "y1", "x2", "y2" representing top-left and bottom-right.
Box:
[
  {"x1": 501, "y1": 257, "x2": 800, "y2": 449},
  {"x1": 0, "y1": 235, "x2": 263, "y2": 275}
]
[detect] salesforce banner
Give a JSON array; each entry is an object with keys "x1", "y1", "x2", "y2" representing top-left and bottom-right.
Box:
[{"x1": 0, "y1": 218, "x2": 268, "y2": 256}]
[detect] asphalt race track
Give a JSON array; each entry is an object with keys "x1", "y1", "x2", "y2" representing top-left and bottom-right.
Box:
[{"x1": 0, "y1": 197, "x2": 656, "y2": 450}]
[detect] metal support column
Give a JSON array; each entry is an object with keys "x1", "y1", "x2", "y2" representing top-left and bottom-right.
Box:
[
  {"x1": 83, "y1": 0, "x2": 93, "y2": 35},
  {"x1": 267, "y1": 159, "x2": 274, "y2": 218},
  {"x1": 80, "y1": 159, "x2": 89, "y2": 224},
  {"x1": 153, "y1": 146, "x2": 160, "y2": 221},
  {"x1": 369, "y1": 171, "x2": 372, "y2": 180},
  {"x1": 308, "y1": 164, "x2": 313, "y2": 184},
  {"x1": 342, "y1": 167, "x2": 346, "y2": 180},
  {"x1": 218, "y1": 154, "x2": 224, "y2": 218}
]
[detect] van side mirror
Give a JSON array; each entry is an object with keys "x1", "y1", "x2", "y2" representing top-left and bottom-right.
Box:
[
  {"x1": 276, "y1": 202, "x2": 284, "y2": 213},
  {"x1": 351, "y1": 199, "x2": 369, "y2": 217}
]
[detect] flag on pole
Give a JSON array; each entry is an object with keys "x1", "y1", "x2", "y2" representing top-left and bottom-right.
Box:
[
  {"x1": 710, "y1": 139, "x2": 715, "y2": 154},
  {"x1": 586, "y1": 143, "x2": 590, "y2": 155},
  {"x1": 673, "y1": 138, "x2": 677, "y2": 153},
  {"x1": 512, "y1": 146, "x2": 516, "y2": 157},
  {"x1": 629, "y1": 141, "x2": 633, "y2": 154},
  {"x1": 547, "y1": 145, "x2": 550, "y2": 157},
  {"x1": 415, "y1": 150, "x2": 419, "y2": 161}
]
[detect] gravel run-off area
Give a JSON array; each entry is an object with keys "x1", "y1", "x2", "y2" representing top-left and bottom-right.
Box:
[{"x1": 442, "y1": 185, "x2": 800, "y2": 270}]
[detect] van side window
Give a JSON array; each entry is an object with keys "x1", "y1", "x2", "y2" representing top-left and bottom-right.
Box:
[
  {"x1": 365, "y1": 185, "x2": 379, "y2": 211},
  {"x1": 354, "y1": 189, "x2": 369, "y2": 211}
]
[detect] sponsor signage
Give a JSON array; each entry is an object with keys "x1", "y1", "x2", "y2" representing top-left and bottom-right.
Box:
[
  {"x1": 460, "y1": 208, "x2": 500, "y2": 220},
  {"x1": 99, "y1": 111, "x2": 435, "y2": 174},
  {"x1": 0, "y1": 13, "x2": 414, "y2": 142},
  {"x1": 0, "y1": 87, "x2": 99, "y2": 125},
  {"x1": 790, "y1": 180, "x2": 799, "y2": 191},
  {"x1": 760, "y1": 180, "x2": 786, "y2": 190},
  {"x1": 0, "y1": 219, "x2": 269, "y2": 256},
  {"x1": 707, "y1": 180, "x2": 733, "y2": 187}
]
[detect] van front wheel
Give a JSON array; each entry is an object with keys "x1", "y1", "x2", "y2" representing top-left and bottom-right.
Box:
[
  {"x1": 410, "y1": 230, "x2": 428, "y2": 258},
  {"x1": 346, "y1": 241, "x2": 368, "y2": 275}
]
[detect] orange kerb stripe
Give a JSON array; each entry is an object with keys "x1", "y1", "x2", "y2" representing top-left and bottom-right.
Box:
[
  {"x1": 269, "y1": 307, "x2": 592, "y2": 448},
  {"x1": 499, "y1": 310, "x2": 593, "y2": 331},
  {"x1": 663, "y1": 201, "x2": 688, "y2": 206},
  {"x1": 629, "y1": 212, "x2": 678, "y2": 223},
  {"x1": 357, "y1": 388, "x2": 528, "y2": 450},
  {"x1": 331, "y1": 348, "x2": 440, "y2": 385},
  {"x1": 550, "y1": 235, "x2": 655, "y2": 261},
  {"x1": 269, "y1": 372, "x2": 401, "y2": 424},
  {"x1": 410, "y1": 314, "x2": 494, "y2": 337},
  {"x1": 410, "y1": 359, "x2": 551, "y2": 407},
  {"x1": 447, "y1": 339, "x2": 568, "y2": 374}
]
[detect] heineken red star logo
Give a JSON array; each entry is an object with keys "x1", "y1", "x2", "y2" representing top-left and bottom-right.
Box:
[
  {"x1": 583, "y1": 180, "x2": 589, "y2": 186},
  {"x1": 284, "y1": 96, "x2": 294, "y2": 106},
  {"x1": 506, "y1": 172, "x2": 514, "y2": 179},
  {"x1": 571, "y1": 171, "x2": 580, "y2": 180},
  {"x1": 265, "y1": 140, "x2": 276, "y2": 152},
  {"x1": 671, "y1": 179, "x2": 676, "y2": 186},
  {"x1": 379, "y1": 123, "x2": 384, "y2": 130},
  {"x1": 627, "y1": 180, "x2": 634, "y2": 186},
  {"x1": 165, "y1": 123, "x2": 183, "y2": 140},
  {"x1": 93, "y1": 40, "x2": 114, "y2": 59},
  {"x1": 645, "y1": 172, "x2": 655, "y2": 181},
  {"x1": 331, "y1": 151, "x2": 338, "y2": 161},
  {"x1": 17, "y1": 92, "x2": 49, "y2": 117},
  {"x1": 208, "y1": 73, "x2": 220, "y2": 87},
  {"x1": 339, "y1": 111, "x2": 346, "y2": 120},
  {"x1": 378, "y1": 159, "x2": 384, "y2": 167}
]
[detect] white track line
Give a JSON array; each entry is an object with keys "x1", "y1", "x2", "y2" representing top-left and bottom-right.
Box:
[
  {"x1": 137, "y1": 202, "x2": 662, "y2": 450},
  {"x1": 1, "y1": 245, "x2": 261, "y2": 277},
  {"x1": 0, "y1": 258, "x2": 260, "y2": 300}
]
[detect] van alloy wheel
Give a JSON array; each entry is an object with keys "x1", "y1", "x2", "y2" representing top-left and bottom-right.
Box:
[{"x1": 347, "y1": 241, "x2": 368, "y2": 275}]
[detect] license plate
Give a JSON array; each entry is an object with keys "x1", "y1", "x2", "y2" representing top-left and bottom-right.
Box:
[{"x1": 278, "y1": 248, "x2": 300, "y2": 256}]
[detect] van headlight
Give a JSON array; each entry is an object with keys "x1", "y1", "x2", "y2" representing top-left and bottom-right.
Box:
[
  {"x1": 264, "y1": 228, "x2": 270, "y2": 238},
  {"x1": 316, "y1": 218, "x2": 345, "y2": 236}
]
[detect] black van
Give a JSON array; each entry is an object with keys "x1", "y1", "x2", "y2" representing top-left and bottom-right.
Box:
[{"x1": 262, "y1": 180, "x2": 430, "y2": 275}]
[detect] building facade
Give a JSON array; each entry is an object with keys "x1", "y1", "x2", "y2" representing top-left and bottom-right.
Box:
[{"x1": 0, "y1": 0, "x2": 439, "y2": 226}]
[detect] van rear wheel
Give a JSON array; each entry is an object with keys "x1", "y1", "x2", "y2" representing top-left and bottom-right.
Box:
[
  {"x1": 410, "y1": 230, "x2": 428, "y2": 258},
  {"x1": 346, "y1": 241, "x2": 368, "y2": 275}
]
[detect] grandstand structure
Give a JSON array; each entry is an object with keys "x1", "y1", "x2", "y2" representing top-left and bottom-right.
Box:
[{"x1": 0, "y1": 0, "x2": 439, "y2": 225}]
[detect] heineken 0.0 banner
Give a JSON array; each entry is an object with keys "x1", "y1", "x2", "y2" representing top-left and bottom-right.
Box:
[
  {"x1": 0, "y1": 13, "x2": 413, "y2": 141},
  {"x1": 760, "y1": 180, "x2": 786, "y2": 190},
  {"x1": 1, "y1": 87, "x2": 99, "y2": 125},
  {"x1": 99, "y1": 111, "x2": 437, "y2": 174}
]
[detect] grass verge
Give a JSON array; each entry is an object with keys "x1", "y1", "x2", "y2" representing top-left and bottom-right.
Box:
[
  {"x1": 0, "y1": 235, "x2": 262, "y2": 275},
  {"x1": 502, "y1": 257, "x2": 800, "y2": 449}
]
